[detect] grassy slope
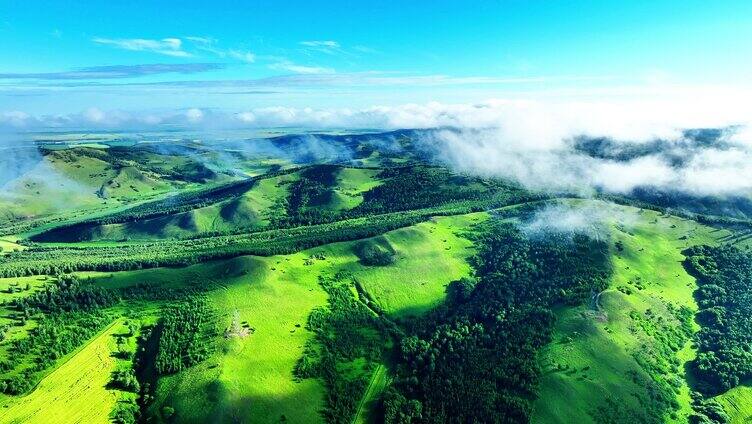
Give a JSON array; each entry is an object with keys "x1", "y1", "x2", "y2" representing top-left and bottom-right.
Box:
[
  {"x1": 344, "y1": 212, "x2": 486, "y2": 319},
  {"x1": 81, "y1": 212, "x2": 482, "y2": 423},
  {"x1": 0, "y1": 159, "x2": 110, "y2": 221},
  {"x1": 353, "y1": 364, "x2": 390, "y2": 424},
  {"x1": 0, "y1": 276, "x2": 51, "y2": 362},
  {"x1": 330, "y1": 167, "x2": 382, "y2": 211},
  {"x1": 716, "y1": 382, "x2": 752, "y2": 423},
  {"x1": 533, "y1": 203, "x2": 731, "y2": 423},
  {"x1": 74, "y1": 172, "x2": 297, "y2": 241},
  {"x1": 0, "y1": 320, "x2": 129, "y2": 424},
  {"x1": 143, "y1": 255, "x2": 328, "y2": 424},
  {"x1": 0, "y1": 149, "x2": 213, "y2": 237},
  {"x1": 43, "y1": 166, "x2": 382, "y2": 242}
]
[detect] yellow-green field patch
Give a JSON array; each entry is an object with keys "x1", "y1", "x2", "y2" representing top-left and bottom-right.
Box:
[{"x1": 0, "y1": 320, "x2": 126, "y2": 424}]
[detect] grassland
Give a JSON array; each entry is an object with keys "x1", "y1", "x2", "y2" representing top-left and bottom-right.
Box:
[
  {"x1": 0, "y1": 275, "x2": 51, "y2": 352},
  {"x1": 353, "y1": 364, "x2": 390, "y2": 424},
  {"x1": 330, "y1": 167, "x2": 382, "y2": 211},
  {"x1": 0, "y1": 320, "x2": 131, "y2": 424},
  {"x1": 6, "y1": 133, "x2": 752, "y2": 423},
  {"x1": 0, "y1": 238, "x2": 24, "y2": 254},
  {"x1": 716, "y1": 382, "x2": 752, "y2": 423},
  {"x1": 76, "y1": 211, "x2": 483, "y2": 423},
  {"x1": 0, "y1": 145, "x2": 226, "y2": 237},
  {"x1": 342, "y1": 212, "x2": 486, "y2": 318},
  {"x1": 533, "y1": 203, "x2": 732, "y2": 423},
  {"x1": 33, "y1": 167, "x2": 380, "y2": 242}
]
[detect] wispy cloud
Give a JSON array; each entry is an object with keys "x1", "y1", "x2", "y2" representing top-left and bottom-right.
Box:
[
  {"x1": 298, "y1": 40, "x2": 376, "y2": 57},
  {"x1": 228, "y1": 50, "x2": 256, "y2": 63},
  {"x1": 184, "y1": 36, "x2": 215, "y2": 45},
  {"x1": 268, "y1": 59, "x2": 333, "y2": 74},
  {"x1": 0, "y1": 71, "x2": 612, "y2": 89},
  {"x1": 300, "y1": 40, "x2": 340, "y2": 48},
  {"x1": 181, "y1": 37, "x2": 255, "y2": 63},
  {"x1": 352, "y1": 45, "x2": 378, "y2": 54},
  {"x1": 195, "y1": 72, "x2": 609, "y2": 87},
  {"x1": 0, "y1": 63, "x2": 224, "y2": 80},
  {"x1": 93, "y1": 37, "x2": 191, "y2": 57},
  {"x1": 300, "y1": 40, "x2": 341, "y2": 55}
]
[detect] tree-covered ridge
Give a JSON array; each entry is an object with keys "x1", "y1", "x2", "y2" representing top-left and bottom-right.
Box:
[
  {"x1": 684, "y1": 245, "x2": 752, "y2": 395},
  {"x1": 278, "y1": 165, "x2": 342, "y2": 226},
  {"x1": 28, "y1": 171, "x2": 280, "y2": 242},
  {"x1": 383, "y1": 221, "x2": 612, "y2": 423},
  {"x1": 0, "y1": 194, "x2": 543, "y2": 279},
  {"x1": 352, "y1": 166, "x2": 507, "y2": 215}
]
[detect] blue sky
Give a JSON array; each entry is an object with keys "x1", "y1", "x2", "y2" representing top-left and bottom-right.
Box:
[{"x1": 1, "y1": 0, "x2": 752, "y2": 120}]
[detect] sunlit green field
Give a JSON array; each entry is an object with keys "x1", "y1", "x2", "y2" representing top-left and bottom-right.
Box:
[{"x1": 72, "y1": 211, "x2": 482, "y2": 423}]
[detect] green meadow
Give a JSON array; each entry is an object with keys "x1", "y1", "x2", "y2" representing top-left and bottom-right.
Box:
[{"x1": 71, "y1": 211, "x2": 483, "y2": 423}]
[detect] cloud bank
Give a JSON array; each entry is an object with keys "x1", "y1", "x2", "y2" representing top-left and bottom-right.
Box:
[{"x1": 2, "y1": 98, "x2": 751, "y2": 198}]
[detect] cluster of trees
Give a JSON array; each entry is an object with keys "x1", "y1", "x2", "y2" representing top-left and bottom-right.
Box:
[
  {"x1": 684, "y1": 245, "x2": 752, "y2": 395},
  {"x1": 110, "y1": 368, "x2": 140, "y2": 392},
  {"x1": 352, "y1": 166, "x2": 511, "y2": 215},
  {"x1": 355, "y1": 238, "x2": 397, "y2": 266},
  {"x1": 155, "y1": 298, "x2": 215, "y2": 375},
  {"x1": 0, "y1": 274, "x2": 119, "y2": 395},
  {"x1": 277, "y1": 165, "x2": 341, "y2": 226},
  {"x1": 30, "y1": 177, "x2": 263, "y2": 242},
  {"x1": 110, "y1": 398, "x2": 140, "y2": 424},
  {"x1": 382, "y1": 221, "x2": 611, "y2": 423},
  {"x1": 29, "y1": 164, "x2": 309, "y2": 242},
  {"x1": 295, "y1": 272, "x2": 394, "y2": 423},
  {"x1": 12, "y1": 274, "x2": 117, "y2": 315}
]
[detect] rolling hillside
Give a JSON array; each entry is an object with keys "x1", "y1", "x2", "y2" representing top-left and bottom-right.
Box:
[{"x1": 2, "y1": 130, "x2": 752, "y2": 424}]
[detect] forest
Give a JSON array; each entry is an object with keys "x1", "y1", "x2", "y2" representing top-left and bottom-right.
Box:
[
  {"x1": 382, "y1": 221, "x2": 612, "y2": 423},
  {"x1": 685, "y1": 245, "x2": 752, "y2": 395}
]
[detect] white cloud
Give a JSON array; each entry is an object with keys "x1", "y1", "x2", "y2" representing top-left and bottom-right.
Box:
[
  {"x1": 93, "y1": 37, "x2": 191, "y2": 57},
  {"x1": 352, "y1": 45, "x2": 378, "y2": 54},
  {"x1": 0, "y1": 111, "x2": 32, "y2": 128},
  {"x1": 300, "y1": 40, "x2": 340, "y2": 48},
  {"x1": 228, "y1": 49, "x2": 256, "y2": 63},
  {"x1": 269, "y1": 60, "x2": 333, "y2": 74},
  {"x1": 83, "y1": 107, "x2": 106, "y2": 123},
  {"x1": 92, "y1": 36, "x2": 255, "y2": 63},
  {"x1": 184, "y1": 36, "x2": 215, "y2": 45},
  {"x1": 185, "y1": 108, "x2": 204, "y2": 123},
  {"x1": 299, "y1": 40, "x2": 342, "y2": 55},
  {"x1": 4, "y1": 98, "x2": 752, "y2": 198}
]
